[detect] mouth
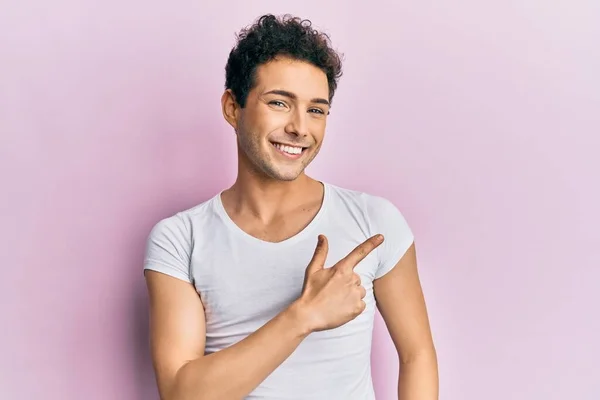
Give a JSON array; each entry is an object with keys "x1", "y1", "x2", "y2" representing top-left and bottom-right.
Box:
[{"x1": 270, "y1": 141, "x2": 309, "y2": 159}]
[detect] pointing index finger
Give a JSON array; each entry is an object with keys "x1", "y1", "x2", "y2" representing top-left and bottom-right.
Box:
[{"x1": 339, "y1": 234, "x2": 384, "y2": 270}]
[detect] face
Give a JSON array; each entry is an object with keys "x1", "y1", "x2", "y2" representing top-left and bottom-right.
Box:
[{"x1": 222, "y1": 56, "x2": 331, "y2": 181}]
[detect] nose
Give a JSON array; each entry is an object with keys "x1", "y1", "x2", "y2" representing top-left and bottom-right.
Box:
[{"x1": 285, "y1": 109, "x2": 309, "y2": 137}]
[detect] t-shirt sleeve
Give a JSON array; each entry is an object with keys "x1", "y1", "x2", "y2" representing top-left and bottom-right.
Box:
[
  {"x1": 143, "y1": 213, "x2": 193, "y2": 283},
  {"x1": 366, "y1": 195, "x2": 415, "y2": 279}
]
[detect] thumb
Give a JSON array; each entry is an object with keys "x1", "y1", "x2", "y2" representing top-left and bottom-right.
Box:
[{"x1": 305, "y1": 235, "x2": 329, "y2": 276}]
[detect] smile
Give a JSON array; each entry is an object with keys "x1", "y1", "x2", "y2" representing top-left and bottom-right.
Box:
[{"x1": 270, "y1": 142, "x2": 307, "y2": 158}]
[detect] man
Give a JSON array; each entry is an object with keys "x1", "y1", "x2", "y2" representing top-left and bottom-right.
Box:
[{"x1": 143, "y1": 14, "x2": 438, "y2": 400}]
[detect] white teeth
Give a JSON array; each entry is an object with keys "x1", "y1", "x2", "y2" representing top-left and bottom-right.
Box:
[{"x1": 274, "y1": 143, "x2": 302, "y2": 155}]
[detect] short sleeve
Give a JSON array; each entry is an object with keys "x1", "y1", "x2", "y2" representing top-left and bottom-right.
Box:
[
  {"x1": 366, "y1": 195, "x2": 415, "y2": 279},
  {"x1": 143, "y1": 214, "x2": 193, "y2": 283}
]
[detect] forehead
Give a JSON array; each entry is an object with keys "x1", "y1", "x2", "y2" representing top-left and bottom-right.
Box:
[{"x1": 253, "y1": 57, "x2": 329, "y2": 100}]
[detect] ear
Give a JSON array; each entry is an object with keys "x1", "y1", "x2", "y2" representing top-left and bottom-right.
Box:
[{"x1": 221, "y1": 89, "x2": 240, "y2": 131}]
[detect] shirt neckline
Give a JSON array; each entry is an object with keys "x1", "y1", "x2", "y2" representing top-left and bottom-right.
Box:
[{"x1": 213, "y1": 181, "x2": 330, "y2": 248}]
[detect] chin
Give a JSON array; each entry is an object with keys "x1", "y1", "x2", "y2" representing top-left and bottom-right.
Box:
[
  {"x1": 262, "y1": 165, "x2": 305, "y2": 182},
  {"x1": 269, "y1": 170, "x2": 304, "y2": 182}
]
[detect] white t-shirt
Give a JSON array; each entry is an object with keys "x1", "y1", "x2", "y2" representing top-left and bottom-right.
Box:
[{"x1": 143, "y1": 182, "x2": 414, "y2": 400}]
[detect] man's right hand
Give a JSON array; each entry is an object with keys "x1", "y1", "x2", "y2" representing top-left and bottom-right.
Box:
[{"x1": 295, "y1": 234, "x2": 385, "y2": 333}]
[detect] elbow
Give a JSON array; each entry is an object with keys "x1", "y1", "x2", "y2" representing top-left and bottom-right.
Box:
[
  {"x1": 162, "y1": 365, "x2": 215, "y2": 400},
  {"x1": 399, "y1": 344, "x2": 437, "y2": 366}
]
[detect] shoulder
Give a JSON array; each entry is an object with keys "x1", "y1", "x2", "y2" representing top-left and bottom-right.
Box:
[
  {"x1": 143, "y1": 194, "x2": 220, "y2": 282},
  {"x1": 147, "y1": 194, "x2": 218, "y2": 243},
  {"x1": 325, "y1": 182, "x2": 407, "y2": 223}
]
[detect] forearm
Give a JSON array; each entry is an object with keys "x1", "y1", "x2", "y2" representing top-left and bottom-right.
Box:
[
  {"x1": 170, "y1": 302, "x2": 310, "y2": 400},
  {"x1": 398, "y1": 350, "x2": 439, "y2": 400}
]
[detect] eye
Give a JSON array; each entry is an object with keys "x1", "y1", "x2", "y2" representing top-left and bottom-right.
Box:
[
  {"x1": 269, "y1": 100, "x2": 286, "y2": 108},
  {"x1": 309, "y1": 108, "x2": 325, "y2": 115}
]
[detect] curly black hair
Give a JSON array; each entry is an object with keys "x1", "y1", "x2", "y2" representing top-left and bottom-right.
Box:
[{"x1": 225, "y1": 14, "x2": 343, "y2": 108}]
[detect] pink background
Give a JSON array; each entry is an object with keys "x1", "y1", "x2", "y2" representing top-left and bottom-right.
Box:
[{"x1": 1, "y1": 1, "x2": 599, "y2": 399}]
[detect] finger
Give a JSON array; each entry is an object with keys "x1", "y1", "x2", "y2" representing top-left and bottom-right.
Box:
[
  {"x1": 356, "y1": 300, "x2": 366, "y2": 315},
  {"x1": 359, "y1": 286, "x2": 367, "y2": 299},
  {"x1": 305, "y1": 235, "x2": 329, "y2": 276},
  {"x1": 353, "y1": 273, "x2": 362, "y2": 286},
  {"x1": 339, "y1": 234, "x2": 384, "y2": 271}
]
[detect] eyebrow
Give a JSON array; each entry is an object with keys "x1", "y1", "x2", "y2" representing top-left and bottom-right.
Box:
[{"x1": 263, "y1": 89, "x2": 330, "y2": 106}]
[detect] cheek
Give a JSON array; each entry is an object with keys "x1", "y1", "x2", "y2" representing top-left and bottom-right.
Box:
[
  {"x1": 240, "y1": 114, "x2": 268, "y2": 141},
  {"x1": 253, "y1": 110, "x2": 286, "y2": 135},
  {"x1": 310, "y1": 119, "x2": 326, "y2": 140}
]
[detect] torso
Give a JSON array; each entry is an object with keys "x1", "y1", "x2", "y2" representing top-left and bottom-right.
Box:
[
  {"x1": 144, "y1": 182, "x2": 415, "y2": 399},
  {"x1": 195, "y1": 183, "x2": 379, "y2": 399}
]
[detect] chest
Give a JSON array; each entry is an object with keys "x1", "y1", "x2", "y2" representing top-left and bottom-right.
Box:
[{"x1": 189, "y1": 230, "x2": 381, "y2": 336}]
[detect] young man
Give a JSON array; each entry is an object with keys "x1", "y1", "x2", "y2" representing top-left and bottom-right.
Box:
[{"x1": 143, "y1": 14, "x2": 438, "y2": 400}]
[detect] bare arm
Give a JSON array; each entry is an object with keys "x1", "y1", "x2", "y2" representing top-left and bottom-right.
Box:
[
  {"x1": 145, "y1": 234, "x2": 383, "y2": 400},
  {"x1": 374, "y1": 242, "x2": 439, "y2": 400},
  {"x1": 146, "y1": 270, "x2": 309, "y2": 400}
]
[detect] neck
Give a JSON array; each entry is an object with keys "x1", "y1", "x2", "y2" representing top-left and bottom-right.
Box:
[{"x1": 224, "y1": 160, "x2": 319, "y2": 223}]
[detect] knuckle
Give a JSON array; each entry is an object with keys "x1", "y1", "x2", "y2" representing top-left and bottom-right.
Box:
[
  {"x1": 336, "y1": 265, "x2": 349, "y2": 275},
  {"x1": 355, "y1": 302, "x2": 365, "y2": 314},
  {"x1": 359, "y1": 242, "x2": 375, "y2": 254}
]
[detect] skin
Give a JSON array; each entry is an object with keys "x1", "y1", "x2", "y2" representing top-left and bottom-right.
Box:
[
  {"x1": 219, "y1": 56, "x2": 330, "y2": 242},
  {"x1": 145, "y1": 55, "x2": 438, "y2": 400}
]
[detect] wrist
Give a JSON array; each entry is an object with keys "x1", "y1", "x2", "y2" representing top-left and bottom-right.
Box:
[{"x1": 285, "y1": 299, "x2": 314, "y2": 338}]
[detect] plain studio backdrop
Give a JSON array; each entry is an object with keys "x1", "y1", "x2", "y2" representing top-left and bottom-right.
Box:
[{"x1": 1, "y1": 1, "x2": 598, "y2": 399}]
